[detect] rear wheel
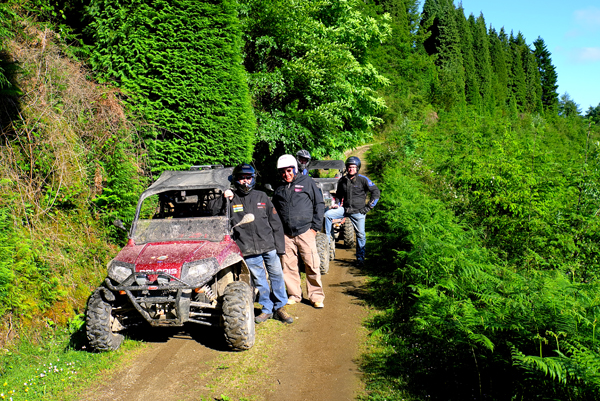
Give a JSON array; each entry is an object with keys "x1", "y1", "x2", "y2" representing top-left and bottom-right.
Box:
[
  {"x1": 329, "y1": 235, "x2": 336, "y2": 260},
  {"x1": 316, "y1": 232, "x2": 330, "y2": 275},
  {"x1": 86, "y1": 288, "x2": 124, "y2": 352},
  {"x1": 343, "y1": 219, "x2": 356, "y2": 249},
  {"x1": 222, "y1": 281, "x2": 255, "y2": 351}
]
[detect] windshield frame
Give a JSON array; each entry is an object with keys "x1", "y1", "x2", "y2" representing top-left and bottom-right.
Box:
[{"x1": 131, "y1": 214, "x2": 229, "y2": 244}]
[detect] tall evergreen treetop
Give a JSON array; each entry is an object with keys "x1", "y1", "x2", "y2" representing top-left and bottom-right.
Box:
[
  {"x1": 489, "y1": 27, "x2": 508, "y2": 108},
  {"x1": 559, "y1": 92, "x2": 581, "y2": 117},
  {"x1": 585, "y1": 103, "x2": 600, "y2": 124},
  {"x1": 421, "y1": 0, "x2": 443, "y2": 56},
  {"x1": 456, "y1": 7, "x2": 479, "y2": 107},
  {"x1": 524, "y1": 50, "x2": 543, "y2": 113},
  {"x1": 533, "y1": 37, "x2": 559, "y2": 114},
  {"x1": 508, "y1": 32, "x2": 527, "y2": 111},
  {"x1": 472, "y1": 13, "x2": 493, "y2": 113}
]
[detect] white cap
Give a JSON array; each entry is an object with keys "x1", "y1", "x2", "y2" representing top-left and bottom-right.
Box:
[{"x1": 277, "y1": 154, "x2": 298, "y2": 171}]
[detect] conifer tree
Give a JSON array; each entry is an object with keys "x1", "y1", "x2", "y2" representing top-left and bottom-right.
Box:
[
  {"x1": 533, "y1": 37, "x2": 559, "y2": 113},
  {"x1": 368, "y1": 0, "x2": 436, "y2": 120},
  {"x1": 421, "y1": 0, "x2": 443, "y2": 56},
  {"x1": 524, "y1": 50, "x2": 543, "y2": 113},
  {"x1": 456, "y1": 7, "x2": 479, "y2": 107},
  {"x1": 421, "y1": 0, "x2": 465, "y2": 110},
  {"x1": 488, "y1": 27, "x2": 508, "y2": 108},
  {"x1": 559, "y1": 92, "x2": 581, "y2": 117},
  {"x1": 508, "y1": 32, "x2": 527, "y2": 111},
  {"x1": 585, "y1": 103, "x2": 600, "y2": 124},
  {"x1": 472, "y1": 14, "x2": 493, "y2": 113}
]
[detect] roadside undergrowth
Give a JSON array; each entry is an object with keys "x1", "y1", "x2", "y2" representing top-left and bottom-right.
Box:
[
  {"x1": 0, "y1": 17, "x2": 145, "y2": 350},
  {"x1": 0, "y1": 320, "x2": 145, "y2": 400}
]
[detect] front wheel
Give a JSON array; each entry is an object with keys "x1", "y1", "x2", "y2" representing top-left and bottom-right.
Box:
[
  {"x1": 222, "y1": 281, "x2": 255, "y2": 351},
  {"x1": 86, "y1": 288, "x2": 124, "y2": 352}
]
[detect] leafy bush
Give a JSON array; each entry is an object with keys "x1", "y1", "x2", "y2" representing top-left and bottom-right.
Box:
[{"x1": 240, "y1": 0, "x2": 390, "y2": 160}]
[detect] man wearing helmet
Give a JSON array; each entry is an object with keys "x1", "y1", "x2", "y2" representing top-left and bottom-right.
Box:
[
  {"x1": 216, "y1": 163, "x2": 293, "y2": 324},
  {"x1": 296, "y1": 149, "x2": 311, "y2": 175},
  {"x1": 272, "y1": 154, "x2": 326, "y2": 308},
  {"x1": 324, "y1": 156, "x2": 380, "y2": 267}
]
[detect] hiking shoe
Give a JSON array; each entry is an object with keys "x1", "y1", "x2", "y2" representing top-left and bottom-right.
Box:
[
  {"x1": 255, "y1": 312, "x2": 272, "y2": 324},
  {"x1": 312, "y1": 301, "x2": 324, "y2": 309},
  {"x1": 275, "y1": 307, "x2": 294, "y2": 324},
  {"x1": 287, "y1": 298, "x2": 299, "y2": 305}
]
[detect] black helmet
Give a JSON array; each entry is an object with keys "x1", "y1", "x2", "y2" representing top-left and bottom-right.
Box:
[
  {"x1": 232, "y1": 163, "x2": 256, "y2": 194},
  {"x1": 296, "y1": 149, "x2": 311, "y2": 171},
  {"x1": 345, "y1": 156, "x2": 361, "y2": 174}
]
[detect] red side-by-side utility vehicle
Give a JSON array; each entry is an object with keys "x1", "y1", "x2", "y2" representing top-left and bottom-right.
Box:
[{"x1": 86, "y1": 166, "x2": 256, "y2": 352}]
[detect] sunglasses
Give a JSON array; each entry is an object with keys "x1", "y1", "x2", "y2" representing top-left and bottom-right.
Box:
[{"x1": 278, "y1": 167, "x2": 295, "y2": 174}]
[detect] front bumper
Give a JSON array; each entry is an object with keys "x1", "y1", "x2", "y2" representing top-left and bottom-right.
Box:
[{"x1": 104, "y1": 272, "x2": 219, "y2": 327}]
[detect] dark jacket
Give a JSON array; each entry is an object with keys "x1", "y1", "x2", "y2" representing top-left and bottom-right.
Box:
[
  {"x1": 213, "y1": 189, "x2": 285, "y2": 257},
  {"x1": 272, "y1": 174, "x2": 324, "y2": 237},
  {"x1": 335, "y1": 174, "x2": 380, "y2": 214}
]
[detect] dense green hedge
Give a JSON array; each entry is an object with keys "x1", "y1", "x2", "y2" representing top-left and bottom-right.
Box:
[{"x1": 86, "y1": 0, "x2": 255, "y2": 172}]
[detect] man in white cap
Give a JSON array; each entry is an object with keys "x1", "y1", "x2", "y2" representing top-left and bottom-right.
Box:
[{"x1": 271, "y1": 154, "x2": 325, "y2": 308}]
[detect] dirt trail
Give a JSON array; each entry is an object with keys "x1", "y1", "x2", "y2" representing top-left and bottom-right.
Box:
[
  {"x1": 79, "y1": 248, "x2": 368, "y2": 401},
  {"x1": 79, "y1": 147, "x2": 373, "y2": 401}
]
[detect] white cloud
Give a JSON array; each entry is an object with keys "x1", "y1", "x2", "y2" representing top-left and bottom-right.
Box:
[
  {"x1": 573, "y1": 6, "x2": 600, "y2": 31},
  {"x1": 570, "y1": 47, "x2": 600, "y2": 63}
]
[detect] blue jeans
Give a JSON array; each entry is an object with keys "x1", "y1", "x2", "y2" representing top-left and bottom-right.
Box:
[
  {"x1": 244, "y1": 249, "x2": 287, "y2": 313},
  {"x1": 324, "y1": 207, "x2": 367, "y2": 262}
]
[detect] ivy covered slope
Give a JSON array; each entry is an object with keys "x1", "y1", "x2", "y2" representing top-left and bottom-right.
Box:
[
  {"x1": 0, "y1": 10, "x2": 143, "y2": 343},
  {"x1": 86, "y1": 0, "x2": 256, "y2": 172}
]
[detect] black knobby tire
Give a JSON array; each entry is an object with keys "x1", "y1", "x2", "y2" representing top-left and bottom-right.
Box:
[
  {"x1": 316, "y1": 232, "x2": 330, "y2": 275},
  {"x1": 343, "y1": 219, "x2": 356, "y2": 249},
  {"x1": 222, "y1": 281, "x2": 256, "y2": 351},
  {"x1": 86, "y1": 288, "x2": 124, "y2": 352}
]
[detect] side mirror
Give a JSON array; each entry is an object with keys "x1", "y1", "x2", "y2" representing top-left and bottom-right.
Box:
[
  {"x1": 113, "y1": 219, "x2": 128, "y2": 232},
  {"x1": 264, "y1": 184, "x2": 274, "y2": 192},
  {"x1": 232, "y1": 213, "x2": 254, "y2": 229}
]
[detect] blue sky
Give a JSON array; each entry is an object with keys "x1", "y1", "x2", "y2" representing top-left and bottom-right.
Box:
[{"x1": 455, "y1": 1, "x2": 600, "y2": 113}]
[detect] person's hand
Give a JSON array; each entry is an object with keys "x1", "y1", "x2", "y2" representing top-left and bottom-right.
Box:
[
  {"x1": 331, "y1": 204, "x2": 340, "y2": 209},
  {"x1": 359, "y1": 206, "x2": 371, "y2": 214},
  {"x1": 224, "y1": 189, "x2": 234, "y2": 200}
]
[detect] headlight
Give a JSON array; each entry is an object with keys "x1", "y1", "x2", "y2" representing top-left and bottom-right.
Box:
[
  {"x1": 183, "y1": 258, "x2": 219, "y2": 285},
  {"x1": 107, "y1": 260, "x2": 134, "y2": 283}
]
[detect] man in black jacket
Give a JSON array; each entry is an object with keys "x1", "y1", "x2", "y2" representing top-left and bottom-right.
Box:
[
  {"x1": 219, "y1": 164, "x2": 293, "y2": 324},
  {"x1": 272, "y1": 154, "x2": 325, "y2": 308},
  {"x1": 324, "y1": 156, "x2": 380, "y2": 266}
]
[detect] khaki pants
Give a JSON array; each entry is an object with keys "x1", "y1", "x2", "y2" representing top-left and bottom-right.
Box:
[{"x1": 281, "y1": 230, "x2": 325, "y2": 304}]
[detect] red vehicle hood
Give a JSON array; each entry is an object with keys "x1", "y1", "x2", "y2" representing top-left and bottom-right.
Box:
[{"x1": 113, "y1": 238, "x2": 240, "y2": 279}]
